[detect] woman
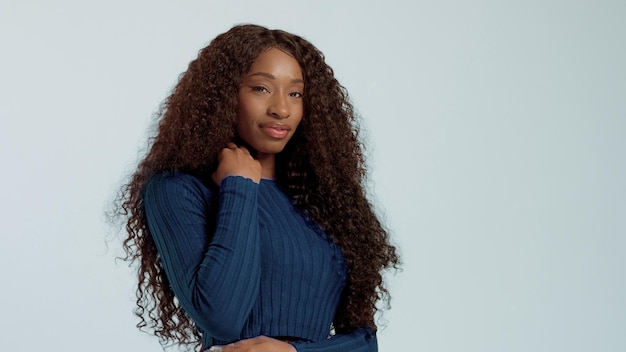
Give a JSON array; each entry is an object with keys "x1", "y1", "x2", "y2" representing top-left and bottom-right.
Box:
[{"x1": 117, "y1": 24, "x2": 398, "y2": 351}]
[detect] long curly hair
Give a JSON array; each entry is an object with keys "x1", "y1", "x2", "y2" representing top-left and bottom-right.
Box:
[{"x1": 117, "y1": 24, "x2": 398, "y2": 349}]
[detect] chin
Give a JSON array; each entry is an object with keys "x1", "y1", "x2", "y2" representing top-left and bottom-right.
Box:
[
  {"x1": 256, "y1": 142, "x2": 292, "y2": 156},
  {"x1": 260, "y1": 146, "x2": 287, "y2": 154}
]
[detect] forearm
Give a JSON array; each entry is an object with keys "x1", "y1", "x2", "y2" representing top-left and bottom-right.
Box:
[{"x1": 291, "y1": 327, "x2": 377, "y2": 352}]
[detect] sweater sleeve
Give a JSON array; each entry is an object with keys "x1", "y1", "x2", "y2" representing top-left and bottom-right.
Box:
[
  {"x1": 143, "y1": 174, "x2": 261, "y2": 341},
  {"x1": 291, "y1": 327, "x2": 377, "y2": 352}
]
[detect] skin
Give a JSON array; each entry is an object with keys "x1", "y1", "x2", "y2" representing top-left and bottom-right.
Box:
[
  {"x1": 209, "y1": 336, "x2": 296, "y2": 352},
  {"x1": 213, "y1": 48, "x2": 304, "y2": 185},
  {"x1": 210, "y1": 47, "x2": 303, "y2": 351}
]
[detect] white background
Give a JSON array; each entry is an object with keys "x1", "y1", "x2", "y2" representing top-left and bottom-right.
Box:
[{"x1": 1, "y1": 1, "x2": 625, "y2": 351}]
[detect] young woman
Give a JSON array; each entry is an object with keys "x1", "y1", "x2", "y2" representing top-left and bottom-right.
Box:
[{"x1": 117, "y1": 24, "x2": 398, "y2": 352}]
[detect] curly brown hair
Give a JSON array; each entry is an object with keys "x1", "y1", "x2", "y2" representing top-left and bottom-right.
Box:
[{"x1": 117, "y1": 24, "x2": 398, "y2": 349}]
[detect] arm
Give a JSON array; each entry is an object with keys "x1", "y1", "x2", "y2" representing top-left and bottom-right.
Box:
[
  {"x1": 144, "y1": 174, "x2": 261, "y2": 341},
  {"x1": 290, "y1": 327, "x2": 377, "y2": 352},
  {"x1": 211, "y1": 328, "x2": 377, "y2": 352}
]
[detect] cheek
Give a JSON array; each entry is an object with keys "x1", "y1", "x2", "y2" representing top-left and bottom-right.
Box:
[
  {"x1": 294, "y1": 117, "x2": 303, "y2": 131},
  {"x1": 294, "y1": 109, "x2": 305, "y2": 129},
  {"x1": 236, "y1": 103, "x2": 253, "y2": 127},
  {"x1": 235, "y1": 109, "x2": 249, "y2": 139}
]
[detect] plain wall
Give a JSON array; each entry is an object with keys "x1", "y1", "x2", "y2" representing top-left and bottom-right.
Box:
[{"x1": 1, "y1": 0, "x2": 624, "y2": 351}]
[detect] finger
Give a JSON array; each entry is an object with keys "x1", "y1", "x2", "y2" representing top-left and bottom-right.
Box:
[
  {"x1": 239, "y1": 145, "x2": 251, "y2": 155},
  {"x1": 226, "y1": 142, "x2": 238, "y2": 150}
]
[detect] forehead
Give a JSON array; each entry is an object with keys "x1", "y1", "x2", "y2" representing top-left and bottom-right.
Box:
[{"x1": 246, "y1": 48, "x2": 303, "y2": 79}]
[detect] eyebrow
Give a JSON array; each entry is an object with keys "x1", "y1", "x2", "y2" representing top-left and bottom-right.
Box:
[{"x1": 248, "y1": 72, "x2": 304, "y2": 84}]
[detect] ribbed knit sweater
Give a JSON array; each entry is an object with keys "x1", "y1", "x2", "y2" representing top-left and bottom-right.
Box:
[{"x1": 143, "y1": 173, "x2": 377, "y2": 351}]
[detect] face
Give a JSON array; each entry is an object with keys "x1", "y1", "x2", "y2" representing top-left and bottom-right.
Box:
[{"x1": 236, "y1": 47, "x2": 304, "y2": 159}]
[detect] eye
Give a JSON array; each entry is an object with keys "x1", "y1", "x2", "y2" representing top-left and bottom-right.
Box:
[
  {"x1": 251, "y1": 86, "x2": 269, "y2": 93},
  {"x1": 289, "y1": 91, "x2": 303, "y2": 98}
]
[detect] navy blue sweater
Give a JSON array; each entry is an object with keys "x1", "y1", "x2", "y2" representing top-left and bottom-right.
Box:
[{"x1": 143, "y1": 173, "x2": 377, "y2": 351}]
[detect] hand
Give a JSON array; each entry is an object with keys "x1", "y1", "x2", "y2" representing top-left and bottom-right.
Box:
[
  {"x1": 212, "y1": 143, "x2": 262, "y2": 185},
  {"x1": 209, "y1": 336, "x2": 296, "y2": 352}
]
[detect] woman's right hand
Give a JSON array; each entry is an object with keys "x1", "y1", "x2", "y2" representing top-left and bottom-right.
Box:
[
  {"x1": 212, "y1": 143, "x2": 262, "y2": 185},
  {"x1": 208, "y1": 336, "x2": 296, "y2": 352}
]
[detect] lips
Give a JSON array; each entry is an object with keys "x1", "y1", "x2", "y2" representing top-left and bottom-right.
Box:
[{"x1": 260, "y1": 123, "x2": 291, "y2": 139}]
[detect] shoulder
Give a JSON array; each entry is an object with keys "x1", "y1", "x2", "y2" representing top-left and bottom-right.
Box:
[{"x1": 144, "y1": 172, "x2": 215, "y2": 209}]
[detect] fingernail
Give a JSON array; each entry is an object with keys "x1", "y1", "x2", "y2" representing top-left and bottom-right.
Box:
[{"x1": 209, "y1": 346, "x2": 223, "y2": 352}]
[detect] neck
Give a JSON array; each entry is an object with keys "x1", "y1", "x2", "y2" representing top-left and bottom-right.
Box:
[{"x1": 257, "y1": 153, "x2": 276, "y2": 179}]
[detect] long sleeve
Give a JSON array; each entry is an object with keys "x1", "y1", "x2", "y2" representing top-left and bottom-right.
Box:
[
  {"x1": 143, "y1": 174, "x2": 261, "y2": 341},
  {"x1": 291, "y1": 327, "x2": 377, "y2": 352}
]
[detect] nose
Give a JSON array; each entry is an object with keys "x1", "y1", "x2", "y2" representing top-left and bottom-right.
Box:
[{"x1": 267, "y1": 94, "x2": 290, "y2": 119}]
